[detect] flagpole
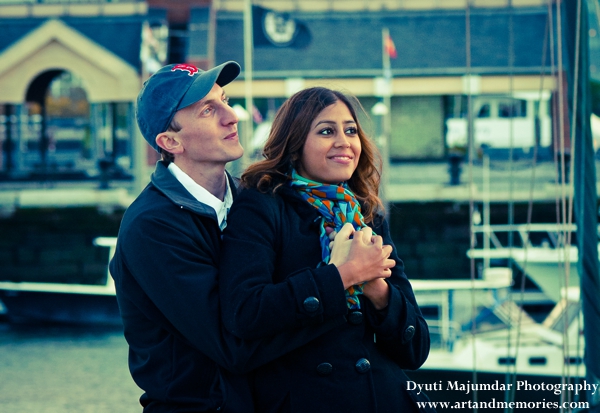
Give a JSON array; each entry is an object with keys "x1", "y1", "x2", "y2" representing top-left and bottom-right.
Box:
[
  {"x1": 380, "y1": 27, "x2": 392, "y2": 214},
  {"x1": 242, "y1": 0, "x2": 254, "y2": 171}
]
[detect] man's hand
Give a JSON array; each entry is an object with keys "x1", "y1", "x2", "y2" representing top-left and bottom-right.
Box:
[{"x1": 329, "y1": 223, "x2": 395, "y2": 290}]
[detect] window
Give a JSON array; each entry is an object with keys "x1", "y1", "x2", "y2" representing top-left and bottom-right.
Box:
[
  {"x1": 477, "y1": 103, "x2": 491, "y2": 118},
  {"x1": 498, "y1": 99, "x2": 527, "y2": 118}
]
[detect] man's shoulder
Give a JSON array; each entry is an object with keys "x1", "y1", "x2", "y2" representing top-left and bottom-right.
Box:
[
  {"x1": 117, "y1": 183, "x2": 220, "y2": 252},
  {"x1": 125, "y1": 184, "x2": 170, "y2": 216},
  {"x1": 117, "y1": 186, "x2": 165, "y2": 233}
]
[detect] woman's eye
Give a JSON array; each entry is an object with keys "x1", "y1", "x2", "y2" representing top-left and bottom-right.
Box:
[
  {"x1": 345, "y1": 127, "x2": 358, "y2": 135},
  {"x1": 318, "y1": 127, "x2": 333, "y2": 135}
]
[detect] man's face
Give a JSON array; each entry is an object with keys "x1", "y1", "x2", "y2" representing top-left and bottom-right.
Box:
[{"x1": 170, "y1": 83, "x2": 243, "y2": 167}]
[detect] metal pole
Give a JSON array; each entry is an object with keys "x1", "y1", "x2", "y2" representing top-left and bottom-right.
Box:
[
  {"x1": 132, "y1": 50, "x2": 150, "y2": 196},
  {"x1": 4, "y1": 104, "x2": 14, "y2": 174},
  {"x1": 381, "y1": 27, "x2": 392, "y2": 214},
  {"x1": 242, "y1": 0, "x2": 254, "y2": 171},
  {"x1": 483, "y1": 152, "x2": 490, "y2": 270},
  {"x1": 566, "y1": 0, "x2": 600, "y2": 410}
]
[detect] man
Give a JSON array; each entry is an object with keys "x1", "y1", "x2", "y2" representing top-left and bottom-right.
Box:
[{"x1": 109, "y1": 61, "x2": 394, "y2": 412}]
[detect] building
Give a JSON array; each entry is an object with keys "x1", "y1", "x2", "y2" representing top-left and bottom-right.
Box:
[
  {"x1": 216, "y1": 0, "x2": 556, "y2": 163},
  {"x1": 0, "y1": 0, "x2": 582, "y2": 190}
]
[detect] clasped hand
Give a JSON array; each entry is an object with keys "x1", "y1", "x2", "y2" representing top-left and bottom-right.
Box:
[{"x1": 329, "y1": 223, "x2": 395, "y2": 291}]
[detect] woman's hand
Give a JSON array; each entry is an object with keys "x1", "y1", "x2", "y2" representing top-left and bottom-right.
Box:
[
  {"x1": 362, "y1": 278, "x2": 390, "y2": 310},
  {"x1": 330, "y1": 224, "x2": 395, "y2": 290},
  {"x1": 328, "y1": 225, "x2": 349, "y2": 266}
]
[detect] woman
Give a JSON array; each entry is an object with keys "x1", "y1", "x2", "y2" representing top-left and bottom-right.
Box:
[{"x1": 219, "y1": 87, "x2": 433, "y2": 412}]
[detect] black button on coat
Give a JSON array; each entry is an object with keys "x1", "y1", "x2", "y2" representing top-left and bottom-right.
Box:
[
  {"x1": 347, "y1": 311, "x2": 364, "y2": 325},
  {"x1": 219, "y1": 186, "x2": 433, "y2": 413}
]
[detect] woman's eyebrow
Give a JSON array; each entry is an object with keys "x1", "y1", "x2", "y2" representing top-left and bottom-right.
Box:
[{"x1": 314, "y1": 119, "x2": 356, "y2": 127}]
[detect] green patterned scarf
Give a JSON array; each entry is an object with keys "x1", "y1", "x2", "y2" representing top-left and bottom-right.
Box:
[{"x1": 289, "y1": 170, "x2": 367, "y2": 309}]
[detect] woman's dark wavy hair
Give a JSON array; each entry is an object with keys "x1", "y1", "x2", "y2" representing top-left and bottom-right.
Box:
[{"x1": 241, "y1": 87, "x2": 384, "y2": 223}]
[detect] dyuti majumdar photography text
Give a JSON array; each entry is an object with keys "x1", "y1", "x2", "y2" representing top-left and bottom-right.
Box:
[{"x1": 407, "y1": 380, "x2": 599, "y2": 396}]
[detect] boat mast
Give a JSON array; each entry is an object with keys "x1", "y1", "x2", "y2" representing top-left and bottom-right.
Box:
[{"x1": 564, "y1": 0, "x2": 600, "y2": 410}]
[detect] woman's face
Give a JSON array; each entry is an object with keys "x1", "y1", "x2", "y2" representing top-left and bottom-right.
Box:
[{"x1": 297, "y1": 101, "x2": 361, "y2": 184}]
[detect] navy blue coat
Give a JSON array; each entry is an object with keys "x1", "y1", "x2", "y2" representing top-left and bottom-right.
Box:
[
  {"x1": 109, "y1": 161, "x2": 345, "y2": 413},
  {"x1": 219, "y1": 185, "x2": 433, "y2": 413}
]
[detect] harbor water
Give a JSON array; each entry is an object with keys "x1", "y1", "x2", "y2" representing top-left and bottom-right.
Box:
[{"x1": 0, "y1": 320, "x2": 142, "y2": 413}]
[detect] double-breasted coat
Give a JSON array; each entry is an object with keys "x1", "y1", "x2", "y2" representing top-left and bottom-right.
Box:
[
  {"x1": 109, "y1": 162, "x2": 345, "y2": 412},
  {"x1": 219, "y1": 184, "x2": 434, "y2": 413}
]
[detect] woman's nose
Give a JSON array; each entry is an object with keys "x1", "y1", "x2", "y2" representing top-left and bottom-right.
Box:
[{"x1": 334, "y1": 133, "x2": 351, "y2": 147}]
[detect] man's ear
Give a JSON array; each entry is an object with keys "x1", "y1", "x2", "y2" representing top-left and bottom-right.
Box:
[{"x1": 155, "y1": 131, "x2": 184, "y2": 154}]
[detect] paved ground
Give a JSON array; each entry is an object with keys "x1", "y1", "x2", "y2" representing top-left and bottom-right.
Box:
[{"x1": 0, "y1": 323, "x2": 142, "y2": 413}]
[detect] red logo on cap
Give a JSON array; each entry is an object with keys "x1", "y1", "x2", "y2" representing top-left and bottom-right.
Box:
[{"x1": 172, "y1": 64, "x2": 199, "y2": 76}]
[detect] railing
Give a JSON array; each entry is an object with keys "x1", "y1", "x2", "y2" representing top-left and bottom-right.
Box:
[
  {"x1": 471, "y1": 223, "x2": 578, "y2": 248},
  {"x1": 468, "y1": 224, "x2": 590, "y2": 261},
  {"x1": 412, "y1": 267, "x2": 513, "y2": 350}
]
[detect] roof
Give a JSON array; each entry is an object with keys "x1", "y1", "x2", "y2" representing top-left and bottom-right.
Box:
[
  {"x1": 215, "y1": 7, "x2": 551, "y2": 79},
  {"x1": 0, "y1": 15, "x2": 144, "y2": 70}
]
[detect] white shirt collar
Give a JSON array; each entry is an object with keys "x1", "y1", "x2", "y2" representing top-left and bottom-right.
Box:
[{"x1": 168, "y1": 162, "x2": 233, "y2": 230}]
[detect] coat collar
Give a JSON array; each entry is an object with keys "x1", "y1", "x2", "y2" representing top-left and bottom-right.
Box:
[
  {"x1": 277, "y1": 183, "x2": 322, "y2": 228},
  {"x1": 150, "y1": 160, "x2": 239, "y2": 217}
]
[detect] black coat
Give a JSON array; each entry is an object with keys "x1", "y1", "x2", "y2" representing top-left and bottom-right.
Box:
[
  {"x1": 219, "y1": 185, "x2": 433, "y2": 413},
  {"x1": 109, "y1": 161, "x2": 344, "y2": 413}
]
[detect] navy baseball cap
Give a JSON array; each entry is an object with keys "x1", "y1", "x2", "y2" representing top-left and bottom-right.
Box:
[{"x1": 136, "y1": 61, "x2": 241, "y2": 152}]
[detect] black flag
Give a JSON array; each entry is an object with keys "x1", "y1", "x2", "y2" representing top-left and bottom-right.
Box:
[{"x1": 252, "y1": 5, "x2": 310, "y2": 48}]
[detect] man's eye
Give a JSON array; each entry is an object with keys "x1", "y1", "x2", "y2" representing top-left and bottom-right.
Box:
[
  {"x1": 223, "y1": 96, "x2": 230, "y2": 106},
  {"x1": 202, "y1": 107, "x2": 213, "y2": 115}
]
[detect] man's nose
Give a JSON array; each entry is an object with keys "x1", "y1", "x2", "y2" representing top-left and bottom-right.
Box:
[{"x1": 223, "y1": 104, "x2": 239, "y2": 125}]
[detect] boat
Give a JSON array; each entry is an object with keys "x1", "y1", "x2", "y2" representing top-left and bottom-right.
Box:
[
  {"x1": 410, "y1": 252, "x2": 588, "y2": 407},
  {"x1": 0, "y1": 237, "x2": 120, "y2": 325},
  {"x1": 466, "y1": 223, "x2": 600, "y2": 303},
  {"x1": 406, "y1": 1, "x2": 600, "y2": 410},
  {"x1": 413, "y1": 275, "x2": 584, "y2": 374}
]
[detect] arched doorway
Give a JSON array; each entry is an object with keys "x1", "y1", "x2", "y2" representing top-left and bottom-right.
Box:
[
  {"x1": 20, "y1": 70, "x2": 90, "y2": 178},
  {"x1": 1, "y1": 70, "x2": 135, "y2": 181}
]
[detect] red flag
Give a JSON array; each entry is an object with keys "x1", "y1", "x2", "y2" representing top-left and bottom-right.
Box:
[
  {"x1": 385, "y1": 34, "x2": 397, "y2": 59},
  {"x1": 252, "y1": 105, "x2": 263, "y2": 124}
]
